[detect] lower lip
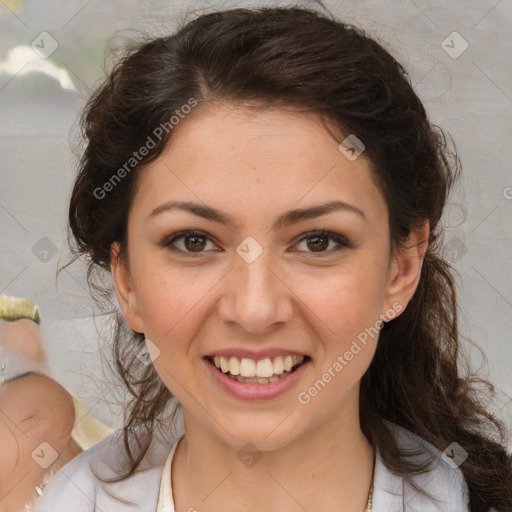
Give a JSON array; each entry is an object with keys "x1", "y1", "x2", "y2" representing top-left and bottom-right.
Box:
[{"x1": 203, "y1": 357, "x2": 310, "y2": 401}]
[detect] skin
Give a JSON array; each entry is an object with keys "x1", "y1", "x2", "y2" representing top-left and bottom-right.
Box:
[
  {"x1": 112, "y1": 103, "x2": 429, "y2": 512},
  {"x1": 0, "y1": 319, "x2": 47, "y2": 371},
  {"x1": 0, "y1": 374, "x2": 76, "y2": 512},
  {"x1": 0, "y1": 319, "x2": 77, "y2": 512}
]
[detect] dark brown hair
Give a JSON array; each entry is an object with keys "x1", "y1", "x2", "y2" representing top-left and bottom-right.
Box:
[{"x1": 64, "y1": 4, "x2": 512, "y2": 511}]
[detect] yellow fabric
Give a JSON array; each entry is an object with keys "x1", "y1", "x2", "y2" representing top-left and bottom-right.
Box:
[
  {"x1": 70, "y1": 394, "x2": 115, "y2": 450},
  {"x1": 0, "y1": 294, "x2": 40, "y2": 323}
]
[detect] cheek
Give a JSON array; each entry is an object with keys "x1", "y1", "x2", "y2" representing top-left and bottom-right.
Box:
[
  {"x1": 133, "y1": 264, "x2": 213, "y2": 361},
  {"x1": 299, "y1": 260, "x2": 388, "y2": 339},
  {"x1": 131, "y1": 250, "x2": 201, "y2": 325},
  {"x1": 295, "y1": 273, "x2": 382, "y2": 410}
]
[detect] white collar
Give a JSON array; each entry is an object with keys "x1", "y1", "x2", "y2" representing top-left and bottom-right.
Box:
[
  {"x1": 156, "y1": 435, "x2": 389, "y2": 512},
  {"x1": 156, "y1": 426, "x2": 469, "y2": 511}
]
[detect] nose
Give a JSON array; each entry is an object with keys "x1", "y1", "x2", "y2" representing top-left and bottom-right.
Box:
[{"x1": 216, "y1": 246, "x2": 294, "y2": 334}]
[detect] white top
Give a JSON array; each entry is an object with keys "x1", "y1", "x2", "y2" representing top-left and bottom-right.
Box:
[
  {"x1": 36, "y1": 421, "x2": 470, "y2": 511},
  {"x1": 156, "y1": 433, "x2": 183, "y2": 512}
]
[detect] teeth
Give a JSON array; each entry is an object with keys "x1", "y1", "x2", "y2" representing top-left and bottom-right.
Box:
[
  {"x1": 284, "y1": 355, "x2": 294, "y2": 372},
  {"x1": 211, "y1": 354, "x2": 306, "y2": 379},
  {"x1": 240, "y1": 358, "x2": 256, "y2": 377},
  {"x1": 228, "y1": 357, "x2": 240, "y2": 375},
  {"x1": 220, "y1": 356, "x2": 229, "y2": 373},
  {"x1": 256, "y1": 358, "x2": 273, "y2": 378},
  {"x1": 273, "y1": 356, "x2": 284, "y2": 374}
]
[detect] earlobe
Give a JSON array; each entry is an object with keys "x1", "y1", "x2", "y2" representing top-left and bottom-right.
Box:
[
  {"x1": 111, "y1": 243, "x2": 144, "y2": 333},
  {"x1": 382, "y1": 221, "x2": 429, "y2": 320}
]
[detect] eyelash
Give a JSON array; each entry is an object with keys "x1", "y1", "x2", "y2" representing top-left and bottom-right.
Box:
[{"x1": 161, "y1": 229, "x2": 351, "y2": 257}]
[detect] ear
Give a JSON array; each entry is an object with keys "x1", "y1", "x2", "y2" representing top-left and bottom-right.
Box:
[
  {"x1": 381, "y1": 221, "x2": 429, "y2": 320},
  {"x1": 111, "y1": 242, "x2": 144, "y2": 333}
]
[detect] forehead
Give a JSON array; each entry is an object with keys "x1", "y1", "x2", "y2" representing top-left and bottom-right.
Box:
[{"x1": 131, "y1": 104, "x2": 387, "y2": 230}]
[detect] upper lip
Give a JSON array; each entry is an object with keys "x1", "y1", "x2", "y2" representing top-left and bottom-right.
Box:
[{"x1": 204, "y1": 348, "x2": 310, "y2": 360}]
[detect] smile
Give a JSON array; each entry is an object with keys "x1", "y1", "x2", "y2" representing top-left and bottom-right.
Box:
[{"x1": 206, "y1": 355, "x2": 309, "y2": 384}]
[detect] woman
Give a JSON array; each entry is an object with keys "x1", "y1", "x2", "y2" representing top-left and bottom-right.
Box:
[{"x1": 36, "y1": 5, "x2": 511, "y2": 511}]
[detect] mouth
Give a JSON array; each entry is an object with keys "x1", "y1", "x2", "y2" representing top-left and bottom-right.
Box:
[{"x1": 204, "y1": 354, "x2": 311, "y2": 385}]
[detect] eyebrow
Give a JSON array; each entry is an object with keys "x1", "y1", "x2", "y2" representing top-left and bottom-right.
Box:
[{"x1": 149, "y1": 199, "x2": 366, "y2": 228}]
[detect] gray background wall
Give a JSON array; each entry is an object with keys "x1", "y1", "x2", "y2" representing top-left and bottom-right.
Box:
[{"x1": 1, "y1": 0, "x2": 511, "y2": 443}]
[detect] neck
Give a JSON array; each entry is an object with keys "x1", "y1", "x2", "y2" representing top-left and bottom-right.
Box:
[{"x1": 171, "y1": 391, "x2": 374, "y2": 512}]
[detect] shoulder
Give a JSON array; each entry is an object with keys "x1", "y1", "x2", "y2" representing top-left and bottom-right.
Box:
[
  {"x1": 373, "y1": 420, "x2": 470, "y2": 511},
  {"x1": 35, "y1": 428, "x2": 178, "y2": 512}
]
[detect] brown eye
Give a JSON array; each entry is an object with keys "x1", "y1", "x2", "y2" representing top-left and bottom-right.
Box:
[
  {"x1": 163, "y1": 230, "x2": 217, "y2": 256},
  {"x1": 306, "y1": 235, "x2": 329, "y2": 252},
  {"x1": 294, "y1": 230, "x2": 350, "y2": 255},
  {"x1": 183, "y1": 234, "x2": 207, "y2": 252}
]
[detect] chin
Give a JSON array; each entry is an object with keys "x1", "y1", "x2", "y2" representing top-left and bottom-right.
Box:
[{"x1": 206, "y1": 411, "x2": 303, "y2": 452}]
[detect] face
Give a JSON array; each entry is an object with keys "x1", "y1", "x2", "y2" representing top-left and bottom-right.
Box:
[{"x1": 112, "y1": 103, "x2": 426, "y2": 450}]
